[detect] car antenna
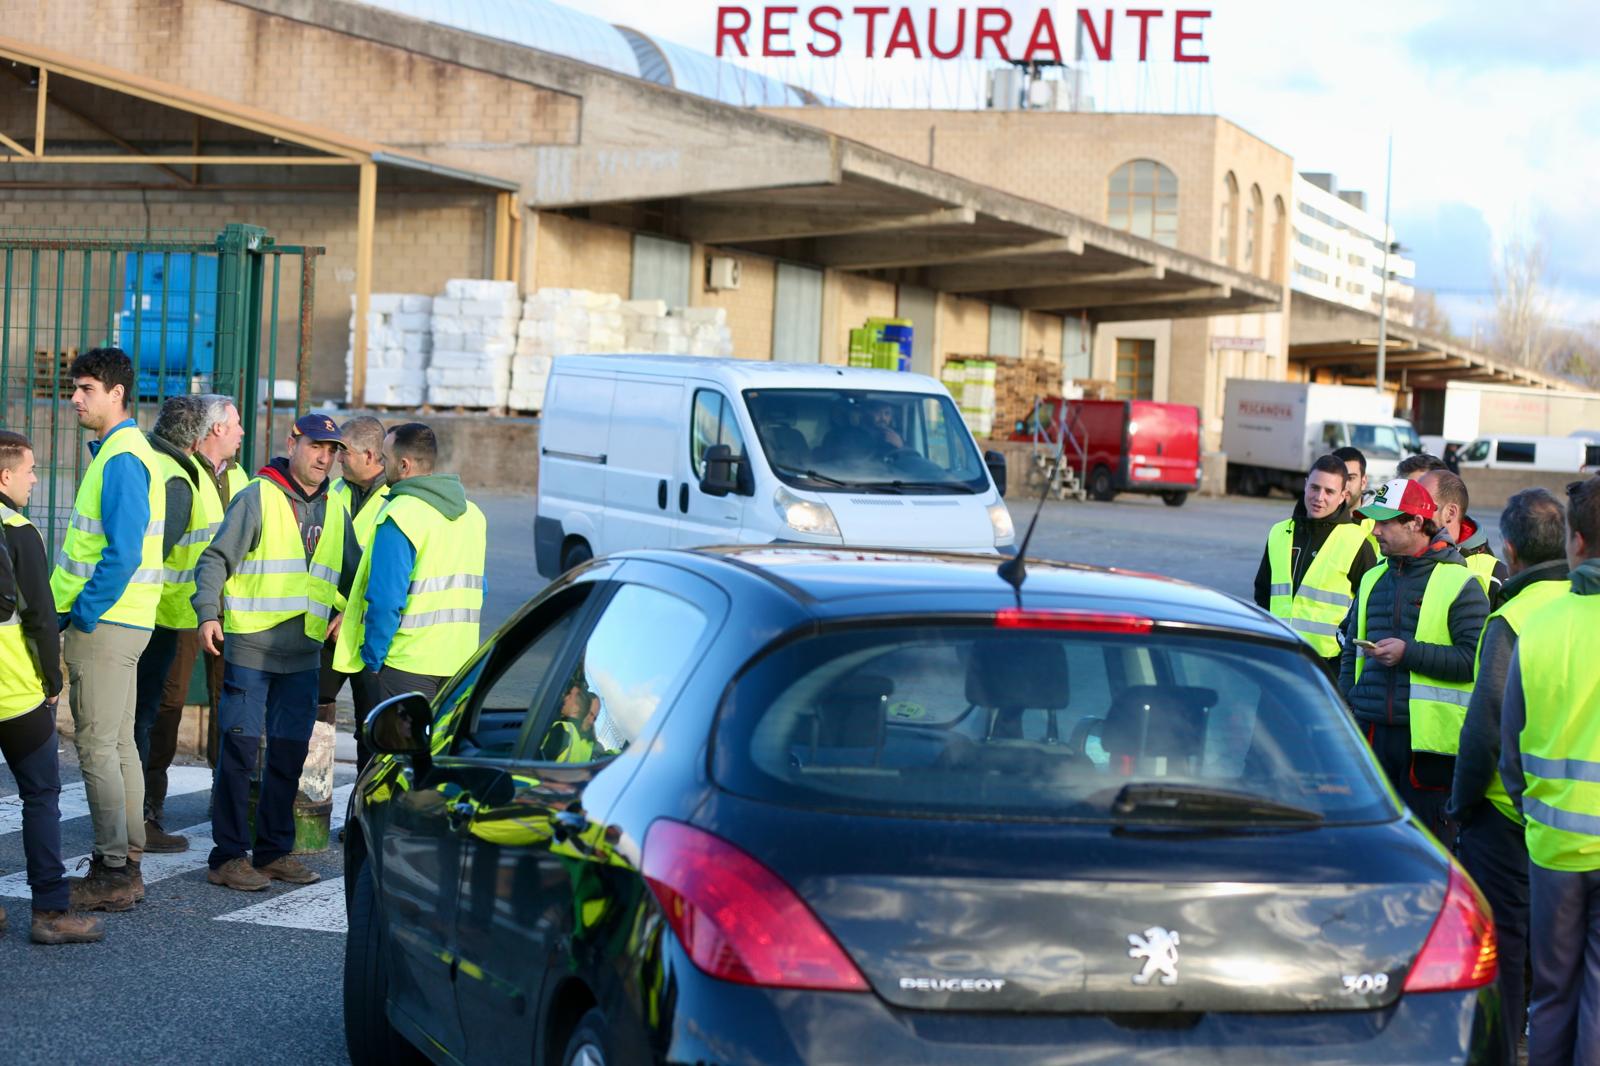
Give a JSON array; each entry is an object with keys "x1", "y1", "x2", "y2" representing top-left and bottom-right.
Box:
[{"x1": 997, "y1": 411, "x2": 1068, "y2": 600}]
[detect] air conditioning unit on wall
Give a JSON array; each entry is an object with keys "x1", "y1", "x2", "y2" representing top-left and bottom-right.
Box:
[{"x1": 705, "y1": 255, "x2": 741, "y2": 291}]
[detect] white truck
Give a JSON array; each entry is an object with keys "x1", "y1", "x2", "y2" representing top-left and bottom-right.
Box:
[
  {"x1": 1438, "y1": 381, "x2": 1600, "y2": 448},
  {"x1": 1222, "y1": 379, "x2": 1410, "y2": 498}
]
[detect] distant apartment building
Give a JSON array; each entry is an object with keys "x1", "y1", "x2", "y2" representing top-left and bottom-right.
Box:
[{"x1": 1291, "y1": 173, "x2": 1415, "y2": 327}]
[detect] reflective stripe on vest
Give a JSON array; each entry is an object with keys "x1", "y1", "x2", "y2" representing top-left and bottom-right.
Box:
[
  {"x1": 1516, "y1": 591, "x2": 1600, "y2": 872},
  {"x1": 1475, "y1": 579, "x2": 1570, "y2": 825},
  {"x1": 333, "y1": 492, "x2": 486, "y2": 678},
  {"x1": 154, "y1": 451, "x2": 226, "y2": 630},
  {"x1": 220, "y1": 478, "x2": 347, "y2": 642},
  {"x1": 0, "y1": 505, "x2": 45, "y2": 721},
  {"x1": 49, "y1": 425, "x2": 167, "y2": 627},
  {"x1": 1355, "y1": 560, "x2": 1478, "y2": 756},
  {"x1": 1265, "y1": 519, "x2": 1365, "y2": 657}
]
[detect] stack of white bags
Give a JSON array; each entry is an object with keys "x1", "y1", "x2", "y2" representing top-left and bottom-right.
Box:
[
  {"x1": 345, "y1": 294, "x2": 432, "y2": 407},
  {"x1": 511, "y1": 289, "x2": 627, "y2": 411},
  {"x1": 426, "y1": 279, "x2": 520, "y2": 408}
]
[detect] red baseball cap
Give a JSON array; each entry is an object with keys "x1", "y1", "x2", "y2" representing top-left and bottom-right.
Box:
[{"x1": 1357, "y1": 477, "x2": 1436, "y2": 521}]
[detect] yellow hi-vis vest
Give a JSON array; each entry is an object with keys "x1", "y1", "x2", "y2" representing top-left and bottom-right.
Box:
[
  {"x1": 221, "y1": 478, "x2": 348, "y2": 642},
  {"x1": 1266, "y1": 519, "x2": 1367, "y2": 657},
  {"x1": 154, "y1": 452, "x2": 227, "y2": 630},
  {"x1": 1355, "y1": 560, "x2": 1478, "y2": 757},
  {"x1": 1476, "y1": 578, "x2": 1570, "y2": 825},
  {"x1": 330, "y1": 478, "x2": 390, "y2": 550},
  {"x1": 50, "y1": 425, "x2": 166, "y2": 627},
  {"x1": 1465, "y1": 553, "x2": 1498, "y2": 595},
  {"x1": 333, "y1": 493, "x2": 486, "y2": 678},
  {"x1": 0, "y1": 504, "x2": 45, "y2": 721},
  {"x1": 1515, "y1": 589, "x2": 1600, "y2": 872}
]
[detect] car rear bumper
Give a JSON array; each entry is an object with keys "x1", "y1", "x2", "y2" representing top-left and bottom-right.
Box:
[{"x1": 650, "y1": 973, "x2": 1500, "y2": 1065}]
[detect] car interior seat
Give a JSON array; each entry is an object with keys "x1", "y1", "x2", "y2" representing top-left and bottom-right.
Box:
[
  {"x1": 964, "y1": 638, "x2": 1072, "y2": 743},
  {"x1": 793, "y1": 673, "x2": 893, "y2": 767},
  {"x1": 1101, "y1": 685, "x2": 1217, "y2": 776}
]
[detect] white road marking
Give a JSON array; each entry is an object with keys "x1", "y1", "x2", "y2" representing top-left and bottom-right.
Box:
[
  {"x1": 0, "y1": 765, "x2": 214, "y2": 837},
  {"x1": 0, "y1": 782, "x2": 355, "y2": 899},
  {"x1": 215, "y1": 876, "x2": 348, "y2": 933}
]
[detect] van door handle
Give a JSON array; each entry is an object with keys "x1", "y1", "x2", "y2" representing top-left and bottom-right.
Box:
[
  {"x1": 679, "y1": 483, "x2": 689, "y2": 513},
  {"x1": 657, "y1": 479, "x2": 668, "y2": 510}
]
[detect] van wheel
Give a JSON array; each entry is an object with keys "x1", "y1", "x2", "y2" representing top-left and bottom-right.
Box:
[
  {"x1": 1088, "y1": 465, "x2": 1117, "y2": 502},
  {"x1": 562, "y1": 1008, "x2": 613, "y2": 1066},
  {"x1": 560, "y1": 538, "x2": 593, "y2": 573},
  {"x1": 1161, "y1": 491, "x2": 1188, "y2": 507},
  {"x1": 344, "y1": 863, "x2": 426, "y2": 1066}
]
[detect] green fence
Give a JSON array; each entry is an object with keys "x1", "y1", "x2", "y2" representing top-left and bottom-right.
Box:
[{"x1": 0, "y1": 223, "x2": 323, "y2": 556}]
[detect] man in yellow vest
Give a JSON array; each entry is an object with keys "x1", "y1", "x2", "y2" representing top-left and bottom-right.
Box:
[
  {"x1": 1448, "y1": 487, "x2": 1570, "y2": 1058},
  {"x1": 1418, "y1": 468, "x2": 1508, "y2": 610},
  {"x1": 0, "y1": 431, "x2": 104, "y2": 943},
  {"x1": 192, "y1": 413, "x2": 359, "y2": 892},
  {"x1": 333, "y1": 422, "x2": 487, "y2": 712},
  {"x1": 1339, "y1": 477, "x2": 1488, "y2": 836},
  {"x1": 319, "y1": 415, "x2": 387, "y2": 770},
  {"x1": 51, "y1": 348, "x2": 167, "y2": 914},
  {"x1": 1501, "y1": 476, "x2": 1600, "y2": 1066},
  {"x1": 129, "y1": 395, "x2": 208, "y2": 854},
  {"x1": 1252, "y1": 453, "x2": 1377, "y2": 680}
]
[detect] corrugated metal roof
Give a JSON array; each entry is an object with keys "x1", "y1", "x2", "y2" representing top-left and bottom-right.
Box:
[
  {"x1": 615, "y1": 26, "x2": 807, "y2": 107},
  {"x1": 355, "y1": 0, "x2": 642, "y2": 77}
]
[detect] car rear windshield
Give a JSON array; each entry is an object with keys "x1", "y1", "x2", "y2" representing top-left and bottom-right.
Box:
[{"x1": 713, "y1": 625, "x2": 1394, "y2": 825}]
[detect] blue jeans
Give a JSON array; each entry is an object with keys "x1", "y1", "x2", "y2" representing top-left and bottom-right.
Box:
[
  {"x1": 207, "y1": 663, "x2": 318, "y2": 870},
  {"x1": 1457, "y1": 807, "x2": 1530, "y2": 1059},
  {"x1": 0, "y1": 702, "x2": 69, "y2": 912},
  {"x1": 1528, "y1": 864, "x2": 1600, "y2": 1066}
]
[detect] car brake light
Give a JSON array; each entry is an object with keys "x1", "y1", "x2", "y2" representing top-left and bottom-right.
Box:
[
  {"x1": 1403, "y1": 865, "x2": 1498, "y2": 993},
  {"x1": 995, "y1": 609, "x2": 1154, "y2": 633},
  {"x1": 642, "y1": 819, "x2": 868, "y2": 992}
]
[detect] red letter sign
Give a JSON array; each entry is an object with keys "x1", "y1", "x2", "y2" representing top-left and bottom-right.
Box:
[
  {"x1": 1125, "y1": 9, "x2": 1163, "y2": 61},
  {"x1": 1077, "y1": 8, "x2": 1112, "y2": 60},
  {"x1": 927, "y1": 7, "x2": 967, "y2": 59},
  {"x1": 854, "y1": 6, "x2": 891, "y2": 56},
  {"x1": 1174, "y1": 9, "x2": 1211, "y2": 62},
  {"x1": 1023, "y1": 8, "x2": 1062, "y2": 62},
  {"x1": 808, "y1": 6, "x2": 844, "y2": 57},
  {"x1": 763, "y1": 6, "x2": 798, "y2": 56},
  {"x1": 975, "y1": 7, "x2": 1013, "y2": 59},
  {"x1": 884, "y1": 7, "x2": 923, "y2": 57},
  {"x1": 716, "y1": 6, "x2": 752, "y2": 56}
]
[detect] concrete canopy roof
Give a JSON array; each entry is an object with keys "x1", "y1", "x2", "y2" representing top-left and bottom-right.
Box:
[{"x1": 1288, "y1": 292, "x2": 1574, "y2": 391}]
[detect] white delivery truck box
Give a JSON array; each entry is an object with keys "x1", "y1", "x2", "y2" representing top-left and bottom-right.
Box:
[
  {"x1": 535, "y1": 356, "x2": 1015, "y2": 576},
  {"x1": 1222, "y1": 379, "x2": 1406, "y2": 497}
]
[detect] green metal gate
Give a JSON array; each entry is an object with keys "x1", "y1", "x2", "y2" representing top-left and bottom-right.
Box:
[{"x1": 0, "y1": 223, "x2": 323, "y2": 556}]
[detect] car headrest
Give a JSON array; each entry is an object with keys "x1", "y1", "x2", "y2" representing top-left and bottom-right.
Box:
[
  {"x1": 1102, "y1": 685, "x2": 1216, "y2": 759},
  {"x1": 812, "y1": 673, "x2": 893, "y2": 749},
  {"x1": 964, "y1": 638, "x2": 1071, "y2": 710}
]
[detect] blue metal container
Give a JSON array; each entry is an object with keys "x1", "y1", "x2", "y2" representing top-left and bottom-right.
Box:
[{"x1": 115, "y1": 252, "x2": 220, "y2": 400}]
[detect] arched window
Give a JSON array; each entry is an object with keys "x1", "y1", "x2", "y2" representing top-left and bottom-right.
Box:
[
  {"x1": 1108, "y1": 160, "x2": 1178, "y2": 247},
  {"x1": 1219, "y1": 172, "x2": 1239, "y2": 266},
  {"x1": 1270, "y1": 195, "x2": 1287, "y2": 283},
  {"x1": 1247, "y1": 184, "x2": 1264, "y2": 275}
]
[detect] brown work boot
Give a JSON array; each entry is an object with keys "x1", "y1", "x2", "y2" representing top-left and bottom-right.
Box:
[
  {"x1": 255, "y1": 855, "x2": 320, "y2": 885},
  {"x1": 143, "y1": 819, "x2": 189, "y2": 854},
  {"x1": 31, "y1": 910, "x2": 106, "y2": 945},
  {"x1": 67, "y1": 857, "x2": 137, "y2": 913},
  {"x1": 207, "y1": 857, "x2": 270, "y2": 892},
  {"x1": 126, "y1": 859, "x2": 146, "y2": 903}
]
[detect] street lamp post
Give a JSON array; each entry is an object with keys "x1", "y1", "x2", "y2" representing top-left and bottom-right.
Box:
[{"x1": 1375, "y1": 134, "x2": 1393, "y2": 406}]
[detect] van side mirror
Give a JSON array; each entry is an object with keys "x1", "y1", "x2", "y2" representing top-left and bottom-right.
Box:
[
  {"x1": 700, "y1": 444, "x2": 746, "y2": 497},
  {"x1": 984, "y1": 449, "x2": 1008, "y2": 498},
  {"x1": 365, "y1": 692, "x2": 434, "y2": 760}
]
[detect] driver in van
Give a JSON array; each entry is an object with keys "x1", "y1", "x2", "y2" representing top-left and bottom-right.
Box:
[{"x1": 863, "y1": 400, "x2": 905, "y2": 450}]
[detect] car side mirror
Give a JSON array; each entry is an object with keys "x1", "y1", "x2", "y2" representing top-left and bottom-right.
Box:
[
  {"x1": 984, "y1": 449, "x2": 1008, "y2": 498},
  {"x1": 365, "y1": 692, "x2": 433, "y2": 760},
  {"x1": 700, "y1": 443, "x2": 745, "y2": 497}
]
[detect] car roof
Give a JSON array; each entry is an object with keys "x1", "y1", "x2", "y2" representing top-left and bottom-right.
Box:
[
  {"x1": 552, "y1": 354, "x2": 946, "y2": 394},
  {"x1": 623, "y1": 546, "x2": 1296, "y2": 642}
]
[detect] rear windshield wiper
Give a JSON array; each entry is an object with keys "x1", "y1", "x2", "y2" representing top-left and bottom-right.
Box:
[{"x1": 1109, "y1": 783, "x2": 1325, "y2": 824}]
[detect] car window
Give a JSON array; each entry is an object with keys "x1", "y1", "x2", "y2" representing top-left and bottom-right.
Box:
[
  {"x1": 1463, "y1": 439, "x2": 1490, "y2": 462},
  {"x1": 531, "y1": 584, "x2": 708, "y2": 764},
  {"x1": 1496, "y1": 440, "x2": 1536, "y2": 464},
  {"x1": 714, "y1": 625, "x2": 1392, "y2": 825},
  {"x1": 451, "y1": 587, "x2": 591, "y2": 759},
  {"x1": 691, "y1": 389, "x2": 747, "y2": 479}
]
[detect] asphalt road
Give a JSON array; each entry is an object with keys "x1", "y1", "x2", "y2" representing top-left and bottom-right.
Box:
[{"x1": 0, "y1": 488, "x2": 1499, "y2": 1063}]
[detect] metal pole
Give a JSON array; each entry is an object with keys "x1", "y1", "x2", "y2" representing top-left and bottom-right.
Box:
[{"x1": 1375, "y1": 133, "x2": 1393, "y2": 401}]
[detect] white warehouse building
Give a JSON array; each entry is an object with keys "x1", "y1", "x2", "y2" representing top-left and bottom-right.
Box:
[{"x1": 1291, "y1": 172, "x2": 1416, "y2": 327}]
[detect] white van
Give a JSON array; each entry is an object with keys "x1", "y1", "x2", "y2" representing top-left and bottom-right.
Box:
[
  {"x1": 534, "y1": 356, "x2": 1015, "y2": 576},
  {"x1": 1457, "y1": 435, "x2": 1600, "y2": 472}
]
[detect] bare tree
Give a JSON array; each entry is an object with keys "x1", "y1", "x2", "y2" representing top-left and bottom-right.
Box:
[
  {"x1": 1551, "y1": 321, "x2": 1600, "y2": 389},
  {"x1": 1492, "y1": 236, "x2": 1558, "y2": 369},
  {"x1": 1411, "y1": 288, "x2": 1454, "y2": 338}
]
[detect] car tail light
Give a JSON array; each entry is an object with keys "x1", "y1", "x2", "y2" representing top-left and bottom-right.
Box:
[
  {"x1": 1402, "y1": 865, "x2": 1498, "y2": 993},
  {"x1": 642, "y1": 819, "x2": 868, "y2": 992},
  {"x1": 995, "y1": 609, "x2": 1154, "y2": 634}
]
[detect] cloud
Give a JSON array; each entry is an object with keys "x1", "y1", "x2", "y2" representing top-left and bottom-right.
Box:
[
  {"x1": 1406, "y1": 2, "x2": 1600, "y2": 71},
  {"x1": 1393, "y1": 202, "x2": 1495, "y2": 293}
]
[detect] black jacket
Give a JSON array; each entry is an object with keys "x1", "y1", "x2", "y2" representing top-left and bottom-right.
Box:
[
  {"x1": 1338, "y1": 534, "x2": 1490, "y2": 726},
  {"x1": 1, "y1": 491, "x2": 63, "y2": 699},
  {"x1": 1253, "y1": 499, "x2": 1377, "y2": 610}
]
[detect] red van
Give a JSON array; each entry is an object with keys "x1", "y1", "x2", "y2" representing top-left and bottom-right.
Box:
[{"x1": 1012, "y1": 398, "x2": 1203, "y2": 505}]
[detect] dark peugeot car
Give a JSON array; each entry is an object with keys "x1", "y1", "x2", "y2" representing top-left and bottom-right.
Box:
[{"x1": 343, "y1": 548, "x2": 1503, "y2": 1066}]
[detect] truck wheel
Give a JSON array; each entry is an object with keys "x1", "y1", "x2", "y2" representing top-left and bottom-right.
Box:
[
  {"x1": 1236, "y1": 467, "x2": 1264, "y2": 498},
  {"x1": 1161, "y1": 491, "x2": 1188, "y2": 507},
  {"x1": 560, "y1": 537, "x2": 593, "y2": 573},
  {"x1": 1089, "y1": 465, "x2": 1117, "y2": 502}
]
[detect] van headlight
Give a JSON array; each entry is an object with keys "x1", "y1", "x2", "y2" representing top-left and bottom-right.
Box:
[
  {"x1": 988, "y1": 502, "x2": 1015, "y2": 546},
  {"x1": 773, "y1": 486, "x2": 840, "y2": 537}
]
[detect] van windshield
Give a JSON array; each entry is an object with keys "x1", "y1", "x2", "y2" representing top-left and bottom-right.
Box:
[
  {"x1": 743, "y1": 388, "x2": 988, "y2": 494},
  {"x1": 1349, "y1": 423, "x2": 1402, "y2": 459}
]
